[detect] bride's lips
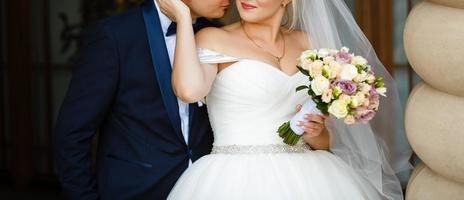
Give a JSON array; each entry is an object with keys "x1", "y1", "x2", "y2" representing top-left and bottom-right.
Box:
[{"x1": 241, "y1": 2, "x2": 257, "y2": 10}]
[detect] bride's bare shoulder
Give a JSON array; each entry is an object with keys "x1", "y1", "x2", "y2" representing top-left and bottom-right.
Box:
[{"x1": 195, "y1": 22, "x2": 242, "y2": 51}]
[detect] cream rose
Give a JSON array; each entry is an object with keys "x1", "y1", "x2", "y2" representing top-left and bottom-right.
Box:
[
  {"x1": 323, "y1": 56, "x2": 335, "y2": 64},
  {"x1": 339, "y1": 94, "x2": 351, "y2": 102},
  {"x1": 360, "y1": 83, "x2": 372, "y2": 94},
  {"x1": 322, "y1": 89, "x2": 333, "y2": 103},
  {"x1": 311, "y1": 75, "x2": 330, "y2": 96},
  {"x1": 309, "y1": 60, "x2": 324, "y2": 77},
  {"x1": 344, "y1": 115, "x2": 356, "y2": 125},
  {"x1": 340, "y1": 64, "x2": 358, "y2": 80},
  {"x1": 328, "y1": 99, "x2": 349, "y2": 119},
  {"x1": 355, "y1": 92, "x2": 366, "y2": 104},
  {"x1": 329, "y1": 61, "x2": 341, "y2": 79},
  {"x1": 301, "y1": 59, "x2": 313, "y2": 71}
]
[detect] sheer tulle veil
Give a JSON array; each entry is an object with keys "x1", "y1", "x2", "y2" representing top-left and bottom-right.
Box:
[
  {"x1": 286, "y1": 0, "x2": 413, "y2": 199},
  {"x1": 222, "y1": 0, "x2": 413, "y2": 199}
]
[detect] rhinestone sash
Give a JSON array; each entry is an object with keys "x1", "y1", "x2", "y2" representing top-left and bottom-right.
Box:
[{"x1": 211, "y1": 144, "x2": 312, "y2": 154}]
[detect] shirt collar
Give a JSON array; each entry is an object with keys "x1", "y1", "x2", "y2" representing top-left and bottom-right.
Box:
[{"x1": 153, "y1": 0, "x2": 172, "y2": 36}]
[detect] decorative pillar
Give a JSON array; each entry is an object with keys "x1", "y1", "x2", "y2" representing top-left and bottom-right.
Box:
[{"x1": 404, "y1": 1, "x2": 464, "y2": 199}]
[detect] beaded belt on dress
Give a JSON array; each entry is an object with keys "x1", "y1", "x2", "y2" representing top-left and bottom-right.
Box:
[{"x1": 211, "y1": 144, "x2": 311, "y2": 154}]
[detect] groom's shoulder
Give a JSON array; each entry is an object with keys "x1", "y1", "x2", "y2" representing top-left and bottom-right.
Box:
[{"x1": 87, "y1": 7, "x2": 144, "y2": 38}]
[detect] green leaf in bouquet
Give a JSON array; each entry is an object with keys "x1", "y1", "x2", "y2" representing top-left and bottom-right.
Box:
[
  {"x1": 316, "y1": 102, "x2": 329, "y2": 114},
  {"x1": 297, "y1": 66, "x2": 310, "y2": 76},
  {"x1": 375, "y1": 82, "x2": 385, "y2": 88},
  {"x1": 296, "y1": 85, "x2": 309, "y2": 92},
  {"x1": 356, "y1": 65, "x2": 363, "y2": 74},
  {"x1": 307, "y1": 89, "x2": 315, "y2": 97}
]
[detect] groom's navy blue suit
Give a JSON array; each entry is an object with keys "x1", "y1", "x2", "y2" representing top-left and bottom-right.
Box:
[{"x1": 54, "y1": 1, "x2": 214, "y2": 199}]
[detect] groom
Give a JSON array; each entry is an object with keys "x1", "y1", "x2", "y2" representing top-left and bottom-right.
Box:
[{"x1": 54, "y1": 0, "x2": 229, "y2": 199}]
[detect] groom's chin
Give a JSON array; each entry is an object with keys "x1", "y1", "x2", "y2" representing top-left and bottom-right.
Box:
[{"x1": 208, "y1": 8, "x2": 229, "y2": 19}]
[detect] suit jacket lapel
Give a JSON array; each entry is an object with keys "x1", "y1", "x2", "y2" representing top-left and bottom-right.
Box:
[{"x1": 142, "y1": 1, "x2": 185, "y2": 144}]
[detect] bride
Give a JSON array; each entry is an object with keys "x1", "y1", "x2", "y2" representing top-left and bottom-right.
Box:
[{"x1": 160, "y1": 0, "x2": 412, "y2": 199}]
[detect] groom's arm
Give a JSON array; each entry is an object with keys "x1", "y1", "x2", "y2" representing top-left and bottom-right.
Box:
[{"x1": 54, "y1": 22, "x2": 119, "y2": 200}]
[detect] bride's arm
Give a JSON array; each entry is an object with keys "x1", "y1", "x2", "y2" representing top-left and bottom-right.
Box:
[{"x1": 158, "y1": 0, "x2": 218, "y2": 103}]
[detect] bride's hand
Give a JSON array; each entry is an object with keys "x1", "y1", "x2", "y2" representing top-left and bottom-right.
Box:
[
  {"x1": 157, "y1": 0, "x2": 191, "y2": 22},
  {"x1": 295, "y1": 104, "x2": 329, "y2": 138}
]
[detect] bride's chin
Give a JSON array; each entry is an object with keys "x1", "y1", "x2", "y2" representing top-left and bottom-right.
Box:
[{"x1": 238, "y1": 14, "x2": 262, "y2": 23}]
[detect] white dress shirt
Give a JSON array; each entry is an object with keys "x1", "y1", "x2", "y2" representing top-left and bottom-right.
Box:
[{"x1": 154, "y1": 1, "x2": 191, "y2": 146}]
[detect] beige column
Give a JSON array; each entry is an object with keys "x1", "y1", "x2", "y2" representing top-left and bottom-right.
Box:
[{"x1": 404, "y1": 1, "x2": 464, "y2": 199}]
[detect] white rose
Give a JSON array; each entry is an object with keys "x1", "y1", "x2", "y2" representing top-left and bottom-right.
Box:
[
  {"x1": 300, "y1": 50, "x2": 317, "y2": 61},
  {"x1": 318, "y1": 48, "x2": 330, "y2": 58},
  {"x1": 344, "y1": 115, "x2": 356, "y2": 125},
  {"x1": 340, "y1": 64, "x2": 358, "y2": 80},
  {"x1": 322, "y1": 65, "x2": 332, "y2": 79},
  {"x1": 332, "y1": 86, "x2": 343, "y2": 97},
  {"x1": 351, "y1": 56, "x2": 368, "y2": 66},
  {"x1": 341, "y1": 47, "x2": 350, "y2": 53},
  {"x1": 328, "y1": 99, "x2": 349, "y2": 119},
  {"x1": 376, "y1": 87, "x2": 387, "y2": 97},
  {"x1": 311, "y1": 75, "x2": 330, "y2": 96},
  {"x1": 322, "y1": 89, "x2": 333, "y2": 103}
]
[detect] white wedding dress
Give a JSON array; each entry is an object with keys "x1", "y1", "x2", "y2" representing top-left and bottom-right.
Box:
[{"x1": 167, "y1": 49, "x2": 383, "y2": 200}]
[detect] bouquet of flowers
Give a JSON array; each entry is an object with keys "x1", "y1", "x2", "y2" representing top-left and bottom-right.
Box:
[{"x1": 278, "y1": 47, "x2": 387, "y2": 146}]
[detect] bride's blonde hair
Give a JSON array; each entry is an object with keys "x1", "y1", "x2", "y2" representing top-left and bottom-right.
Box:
[{"x1": 284, "y1": 0, "x2": 299, "y2": 31}]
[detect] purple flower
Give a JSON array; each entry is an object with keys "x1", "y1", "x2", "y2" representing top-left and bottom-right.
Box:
[
  {"x1": 332, "y1": 80, "x2": 357, "y2": 95},
  {"x1": 369, "y1": 85, "x2": 379, "y2": 100},
  {"x1": 355, "y1": 108, "x2": 376, "y2": 123},
  {"x1": 336, "y1": 52, "x2": 352, "y2": 64}
]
